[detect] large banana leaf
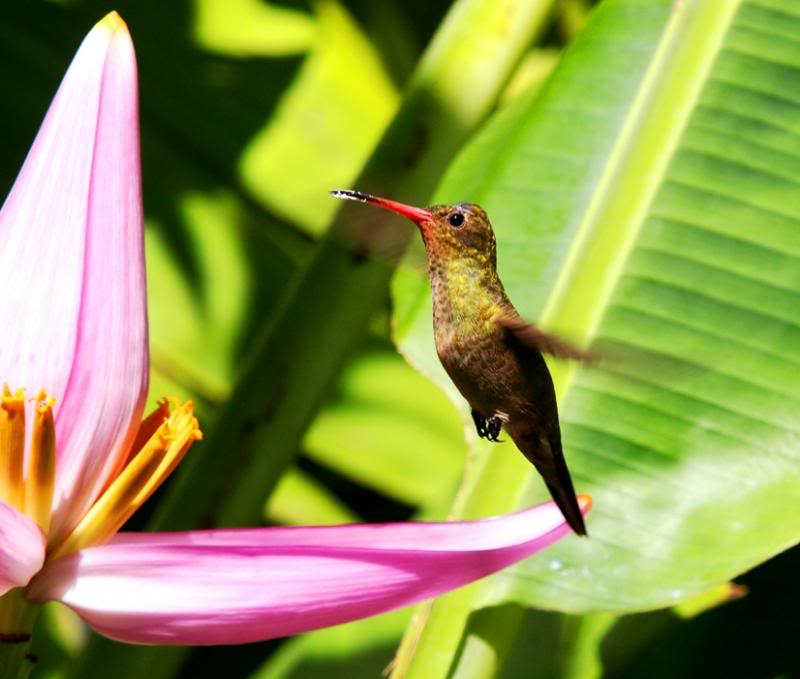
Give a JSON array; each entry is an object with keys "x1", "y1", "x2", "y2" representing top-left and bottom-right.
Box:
[{"x1": 394, "y1": 0, "x2": 800, "y2": 618}]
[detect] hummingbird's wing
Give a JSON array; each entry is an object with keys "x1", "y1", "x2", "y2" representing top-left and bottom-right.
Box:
[{"x1": 495, "y1": 308, "x2": 593, "y2": 362}]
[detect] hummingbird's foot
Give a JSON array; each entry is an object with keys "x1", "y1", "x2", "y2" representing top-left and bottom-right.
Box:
[
  {"x1": 485, "y1": 415, "x2": 504, "y2": 442},
  {"x1": 472, "y1": 410, "x2": 504, "y2": 442},
  {"x1": 471, "y1": 410, "x2": 488, "y2": 438}
]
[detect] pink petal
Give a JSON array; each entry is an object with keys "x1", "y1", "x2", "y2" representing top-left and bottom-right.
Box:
[
  {"x1": 0, "y1": 501, "x2": 46, "y2": 595},
  {"x1": 51, "y1": 16, "x2": 148, "y2": 539},
  {"x1": 28, "y1": 500, "x2": 588, "y2": 645},
  {"x1": 0, "y1": 14, "x2": 148, "y2": 539}
]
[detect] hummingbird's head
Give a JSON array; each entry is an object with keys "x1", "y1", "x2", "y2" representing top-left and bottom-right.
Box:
[{"x1": 330, "y1": 190, "x2": 497, "y2": 267}]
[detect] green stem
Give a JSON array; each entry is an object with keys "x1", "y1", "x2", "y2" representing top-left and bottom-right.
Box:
[
  {"x1": 447, "y1": 610, "x2": 617, "y2": 679},
  {"x1": 560, "y1": 614, "x2": 618, "y2": 679},
  {"x1": 390, "y1": 443, "x2": 533, "y2": 678},
  {"x1": 447, "y1": 604, "x2": 526, "y2": 679},
  {"x1": 0, "y1": 590, "x2": 38, "y2": 679}
]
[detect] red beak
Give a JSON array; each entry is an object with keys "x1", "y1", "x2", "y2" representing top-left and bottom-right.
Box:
[{"x1": 331, "y1": 189, "x2": 432, "y2": 225}]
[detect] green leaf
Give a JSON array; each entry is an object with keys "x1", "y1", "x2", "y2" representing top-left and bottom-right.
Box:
[
  {"x1": 146, "y1": 192, "x2": 252, "y2": 401},
  {"x1": 193, "y1": 0, "x2": 315, "y2": 56},
  {"x1": 394, "y1": 0, "x2": 800, "y2": 640},
  {"x1": 304, "y1": 347, "x2": 465, "y2": 508},
  {"x1": 239, "y1": 0, "x2": 400, "y2": 234},
  {"x1": 672, "y1": 582, "x2": 746, "y2": 620},
  {"x1": 266, "y1": 467, "x2": 359, "y2": 525},
  {"x1": 249, "y1": 610, "x2": 408, "y2": 679},
  {"x1": 145, "y1": 181, "x2": 305, "y2": 409}
]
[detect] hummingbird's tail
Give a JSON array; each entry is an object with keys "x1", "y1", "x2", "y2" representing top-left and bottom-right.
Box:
[
  {"x1": 510, "y1": 425, "x2": 587, "y2": 536},
  {"x1": 544, "y1": 475, "x2": 587, "y2": 536}
]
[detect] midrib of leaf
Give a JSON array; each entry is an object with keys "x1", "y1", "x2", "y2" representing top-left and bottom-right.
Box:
[
  {"x1": 543, "y1": 0, "x2": 742, "y2": 399},
  {"x1": 392, "y1": 2, "x2": 745, "y2": 678}
]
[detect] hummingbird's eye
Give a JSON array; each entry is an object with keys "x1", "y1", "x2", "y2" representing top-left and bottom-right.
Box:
[{"x1": 448, "y1": 212, "x2": 465, "y2": 228}]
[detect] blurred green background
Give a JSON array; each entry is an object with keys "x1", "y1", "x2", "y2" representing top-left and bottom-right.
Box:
[{"x1": 1, "y1": 1, "x2": 798, "y2": 678}]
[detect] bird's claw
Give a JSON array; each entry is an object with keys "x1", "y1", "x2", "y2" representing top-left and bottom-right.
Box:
[
  {"x1": 485, "y1": 415, "x2": 503, "y2": 442},
  {"x1": 471, "y1": 410, "x2": 504, "y2": 442},
  {"x1": 471, "y1": 410, "x2": 488, "y2": 438}
]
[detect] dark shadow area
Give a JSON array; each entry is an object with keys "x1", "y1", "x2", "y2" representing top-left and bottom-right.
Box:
[
  {"x1": 252, "y1": 636, "x2": 399, "y2": 679},
  {"x1": 605, "y1": 542, "x2": 800, "y2": 679},
  {"x1": 177, "y1": 638, "x2": 284, "y2": 679},
  {"x1": 297, "y1": 453, "x2": 416, "y2": 523}
]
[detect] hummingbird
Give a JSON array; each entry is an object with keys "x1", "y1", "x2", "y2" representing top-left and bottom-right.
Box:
[{"x1": 332, "y1": 189, "x2": 590, "y2": 535}]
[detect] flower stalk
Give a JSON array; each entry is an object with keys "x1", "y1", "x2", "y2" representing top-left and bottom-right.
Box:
[{"x1": 0, "y1": 589, "x2": 38, "y2": 679}]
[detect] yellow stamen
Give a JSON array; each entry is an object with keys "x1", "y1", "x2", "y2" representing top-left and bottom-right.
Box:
[
  {"x1": 24, "y1": 391, "x2": 56, "y2": 532},
  {"x1": 131, "y1": 398, "x2": 172, "y2": 457},
  {"x1": 98, "y1": 398, "x2": 171, "y2": 495},
  {"x1": 50, "y1": 401, "x2": 202, "y2": 559},
  {"x1": 0, "y1": 386, "x2": 26, "y2": 510}
]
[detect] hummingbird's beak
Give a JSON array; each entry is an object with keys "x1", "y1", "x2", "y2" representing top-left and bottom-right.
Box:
[{"x1": 331, "y1": 189, "x2": 433, "y2": 226}]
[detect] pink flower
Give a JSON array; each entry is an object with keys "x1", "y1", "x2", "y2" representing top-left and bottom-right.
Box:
[{"x1": 0, "y1": 13, "x2": 589, "y2": 647}]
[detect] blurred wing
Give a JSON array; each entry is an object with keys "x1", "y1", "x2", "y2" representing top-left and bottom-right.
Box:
[{"x1": 496, "y1": 308, "x2": 593, "y2": 362}]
